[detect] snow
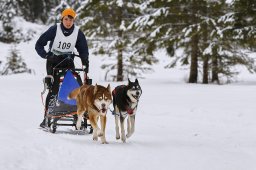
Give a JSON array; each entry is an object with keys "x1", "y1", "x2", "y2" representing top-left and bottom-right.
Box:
[
  {"x1": 226, "y1": 0, "x2": 234, "y2": 4},
  {"x1": 116, "y1": 0, "x2": 124, "y2": 7},
  {"x1": 1, "y1": 22, "x2": 256, "y2": 170},
  {"x1": 119, "y1": 20, "x2": 126, "y2": 31}
]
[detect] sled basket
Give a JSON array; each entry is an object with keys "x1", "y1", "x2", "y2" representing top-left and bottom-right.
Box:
[{"x1": 47, "y1": 70, "x2": 80, "y2": 117}]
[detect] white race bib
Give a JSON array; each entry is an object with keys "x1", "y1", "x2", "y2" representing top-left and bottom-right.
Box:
[{"x1": 51, "y1": 23, "x2": 79, "y2": 55}]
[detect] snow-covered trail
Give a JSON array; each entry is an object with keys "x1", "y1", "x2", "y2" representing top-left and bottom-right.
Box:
[{"x1": 1, "y1": 72, "x2": 256, "y2": 170}]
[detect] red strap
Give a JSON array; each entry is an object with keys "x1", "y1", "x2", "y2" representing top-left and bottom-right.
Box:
[
  {"x1": 41, "y1": 93, "x2": 45, "y2": 107},
  {"x1": 127, "y1": 108, "x2": 134, "y2": 115},
  {"x1": 84, "y1": 73, "x2": 87, "y2": 84},
  {"x1": 112, "y1": 88, "x2": 116, "y2": 95}
]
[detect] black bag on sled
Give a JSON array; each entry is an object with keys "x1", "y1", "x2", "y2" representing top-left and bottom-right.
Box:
[{"x1": 47, "y1": 70, "x2": 80, "y2": 116}]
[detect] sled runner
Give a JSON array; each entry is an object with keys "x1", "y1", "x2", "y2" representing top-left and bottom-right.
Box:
[{"x1": 41, "y1": 55, "x2": 93, "y2": 134}]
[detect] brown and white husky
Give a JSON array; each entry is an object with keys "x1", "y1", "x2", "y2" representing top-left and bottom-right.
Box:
[{"x1": 69, "y1": 84, "x2": 112, "y2": 144}]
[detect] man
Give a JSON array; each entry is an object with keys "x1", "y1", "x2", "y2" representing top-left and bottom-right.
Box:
[{"x1": 35, "y1": 8, "x2": 89, "y2": 127}]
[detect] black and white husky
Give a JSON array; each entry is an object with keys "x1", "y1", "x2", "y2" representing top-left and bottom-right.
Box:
[{"x1": 112, "y1": 79, "x2": 142, "y2": 143}]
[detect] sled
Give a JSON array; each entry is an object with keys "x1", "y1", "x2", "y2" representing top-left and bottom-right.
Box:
[{"x1": 42, "y1": 66, "x2": 93, "y2": 134}]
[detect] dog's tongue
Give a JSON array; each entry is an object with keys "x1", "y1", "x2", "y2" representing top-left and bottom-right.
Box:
[
  {"x1": 102, "y1": 108, "x2": 107, "y2": 113},
  {"x1": 133, "y1": 95, "x2": 139, "y2": 100}
]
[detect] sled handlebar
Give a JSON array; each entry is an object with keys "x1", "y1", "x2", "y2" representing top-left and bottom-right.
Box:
[
  {"x1": 52, "y1": 67, "x2": 91, "y2": 85},
  {"x1": 53, "y1": 68, "x2": 85, "y2": 72},
  {"x1": 51, "y1": 53, "x2": 89, "y2": 73}
]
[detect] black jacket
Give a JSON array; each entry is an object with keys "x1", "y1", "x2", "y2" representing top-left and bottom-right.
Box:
[{"x1": 35, "y1": 23, "x2": 89, "y2": 62}]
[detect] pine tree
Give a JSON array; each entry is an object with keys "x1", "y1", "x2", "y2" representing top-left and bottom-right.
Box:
[
  {"x1": 233, "y1": 0, "x2": 256, "y2": 50},
  {"x1": 201, "y1": 0, "x2": 227, "y2": 84},
  {"x1": 129, "y1": 0, "x2": 204, "y2": 83},
  {"x1": 130, "y1": 0, "x2": 255, "y2": 84},
  {"x1": 206, "y1": 0, "x2": 255, "y2": 83},
  {"x1": 79, "y1": 0, "x2": 153, "y2": 81},
  {"x1": 1, "y1": 46, "x2": 30, "y2": 75},
  {"x1": 17, "y1": 0, "x2": 43, "y2": 22},
  {"x1": 0, "y1": 0, "x2": 40, "y2": 43}
]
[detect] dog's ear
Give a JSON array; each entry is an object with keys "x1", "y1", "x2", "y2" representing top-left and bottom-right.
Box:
[
  {"x1": 94, "y1": 84, "x2": 98, "y2": 94},
  {"x1": 128, "y1": 78, "x2": 131, "y2": 84},
  {"x1": 135, "y1": 78, "x2": 139, "y2": 84},
  {"x1": 106, "y1": 84, "x2": 111, "y2": 93}
]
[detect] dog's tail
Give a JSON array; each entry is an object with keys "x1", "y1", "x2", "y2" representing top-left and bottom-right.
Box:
[{"x1": 68, "y1": 88, "x2": 80, "y2": 99}]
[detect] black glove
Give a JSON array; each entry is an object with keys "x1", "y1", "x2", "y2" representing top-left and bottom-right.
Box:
[
  {"x1": 45, "y1": 52, "x2": 55, "y2": 62},
  {"x1": 82, "y1": 59, "x2": 89, "y2": 73}
]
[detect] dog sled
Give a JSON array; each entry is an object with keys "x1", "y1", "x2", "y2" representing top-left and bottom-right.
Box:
[{"x1": 40, "y1": 55, "x2": 93, "y2": 134}]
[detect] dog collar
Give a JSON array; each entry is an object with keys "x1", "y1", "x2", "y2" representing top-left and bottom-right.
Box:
[{"x1": 93, "y1": 104, "x2": 101, "y2": 112}]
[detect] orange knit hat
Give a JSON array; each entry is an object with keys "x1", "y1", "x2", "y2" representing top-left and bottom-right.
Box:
[{"x1": 61, "y1": 8, "x2": 76, "y2": 19}]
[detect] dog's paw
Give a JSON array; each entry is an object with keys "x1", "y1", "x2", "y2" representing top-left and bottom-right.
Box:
[
  {"x1": 116, "y1": 134, "x2": 120, "y2": 140},
  {"x1": 121, "y1": 136, "x2": 126, "y2": 143},
  {"x1": 93, "y1": 135, "x2": 98, "y2": 141},
  {"x1": 101, "y1": 141, "x2": 109, "y2": 144},
  {"x1": 97, "y1": 131, "x2": 103, "y2": 137},
  {"x1": 76, "y1": 125, "x2": 81, "y2": 130},
  {"x1": 76, "y1": 121, "x2": 82, "y2": 130},
  {"x1": 126, "y1": 133, "x2": 131, "y2": 138}
]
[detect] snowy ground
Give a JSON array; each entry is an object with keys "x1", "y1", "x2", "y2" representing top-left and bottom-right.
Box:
[
  {"x1": 1, "y1": 60, "x2": 256, "y2": 170},
  {"x1": 1, "y1": 22, "x2": 256, "y2": 170}
]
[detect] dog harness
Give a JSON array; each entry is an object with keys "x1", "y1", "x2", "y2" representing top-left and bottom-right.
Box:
[
  {"x1": 112, "y1": 85, "x2": 137, "y2": 116},
  {"x1": 112, "y1": 85, "x2": 126, "y2": 96}
]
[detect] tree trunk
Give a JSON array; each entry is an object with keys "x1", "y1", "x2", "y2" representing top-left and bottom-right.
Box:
[
  {"x1": 116, "y1": 28, "x2": 123, "y2": 81},
  {"x1": 116, "y1": 47, "x2": 123, "y2": 81},
  {"x1": 211, "y1": 48, "x2": 219, "y2": 84},
  {"x1": 202, "y1": 3, "x2": 209, "y2": 84},
  {"x1": 202, "y1": 55, "x2": 209, "y2": 84},
  {"x1": 188, "y1": 1, "x2": 199, "y2": 83},
  {"x1": 116, "y1": 5, "x2": 123, "y2": 82},
  {"x1": 202, "y1": 22, "x2": 209, "y2": 84},
  {"x1": 188, "y1": 32, "x2": 199, "y2": 83}
]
